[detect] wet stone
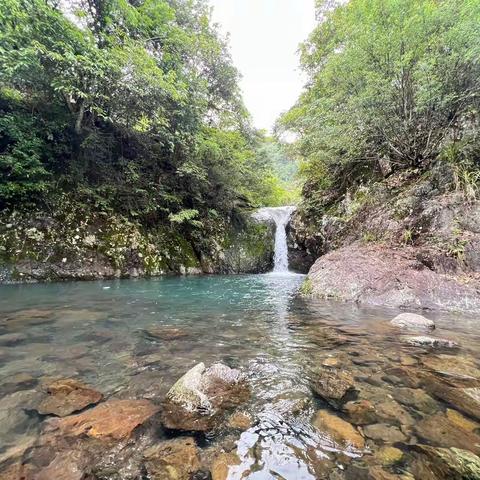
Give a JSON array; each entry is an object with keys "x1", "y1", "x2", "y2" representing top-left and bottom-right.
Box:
[
  {"x1": 144, "y1": 326, "x2": 189, "y2": 341},
  {"x1": 343, "y1": 400, "x2": 377, "y2": 425},
  {"x1": 210, "y1": 452, "x2": 240, "y2": 480},
  {"x1": 391, "y1": 313, "x2": 435, "y2": 331},
  {"x1": 445, "y1": 408, "x2": 480, "y2": 432},
  {"x1": 362, "y1": 423, "x2": 407, "y2": 443},
  {"x1": 144, "y1": 437, "x2": 201, "y2": 480},
  {"x1": 411, "y1": 445, "x2": 480, "y2": 480},
  {"x1": 37, "y1": 378, "x2": 103, "y2": 417},
  {"x1": 375, "y1": 446, "x2": 404, "y2": 466},
  {"x1": 404, "y1": 336, "x2": 458, "y2": 349},
  {"x1": 392, "y1": 388, "x2": 438, "y2": 414},
  {"x1": 227, "y1": 412, "x2": 252, "y2": 431},
  {"x1": 425, "y1": 381, "x2": 480, "y2": 420},
  {"x1": 414, "y1": 413, "x2": 480, "y2": 455},
  {"x1": 46, "y1": 399, "x2": 160, "y2": 441},
  {"x1": 161, "y1": 363, "x2": 250, "y2": 432},
  {"x1": 310, "y1": 368, "x2": 357, "y2": 409},
  {"x1": 313, "y1": 410, "x2": 365, "y2": 449},
  {"x1": 376, "y1": 401, "x2": 415, "y2": 427},
  {"x1": 421, "y1": 355, "x2": 480, "y2": 382}
]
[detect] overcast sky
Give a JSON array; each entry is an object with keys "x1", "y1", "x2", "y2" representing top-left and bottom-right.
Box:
[{"x1": 209, "y1": 0, "x2": 316, "y2": 132}]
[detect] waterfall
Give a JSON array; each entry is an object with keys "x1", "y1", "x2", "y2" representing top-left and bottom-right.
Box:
[{"x1": 254, "y1": 206, "x2": 296, "y2": 273}]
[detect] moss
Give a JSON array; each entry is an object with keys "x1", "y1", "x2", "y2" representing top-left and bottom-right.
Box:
[{"x1": 299, "y1": 278, "x2": 313, "y2": 295}]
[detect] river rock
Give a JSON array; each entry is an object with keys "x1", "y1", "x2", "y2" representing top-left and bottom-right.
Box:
[
  {"x1": 425, "y1": 381, "x2": 480, "y2": 420},
  {"x1": 414, "y1": 413, "x2": 480, "y2": 454},
  {"x1": 375, "y1": 446, "x2": 404, "y2": 466},
  {"x1": 422, "y1": 355, "x2": 480, "y2": 382},
  {"x1": 144, "y1": 437, "x2": 201, "y2": 480},
  {"x1": 404, "y1": 336, "x2": 458, "y2": 348},
  {"x1": 376, "y1": 400, "x2": 415, "y2": 427},
  {"x1": 306, "y1": 243, "x2": 480, "y2": 313},
  {"x1": 161, "y1": 363, "x2": 249, "y2": 431},
  {"x1": 37, "y1": 379, "x2": 103, "y2": 417},
  {"x1": 310, "y1": 369, "x2": 356, "y2": 409},
  {"x1": 392, "y1": 388, "x2": 437, "y2": 414},
  {"x1": 211, "y1": 452, "x2": 241, "y2": 480},
  {"x1": 362, "y1": 424, "x2": 407, "y2": 443},
  {"x1": 228, "y1": 412, "x2": 252, "y2": 431},
  {"x1": 47, "y1": 399, "x2": 160, "y2": 441},
  {"x1": 144, "y1": 326, "x2": 189, "y2": 341},
  {"x1": 313, "y1": 410, "x2": 365, "y2": 449},
  {"x1": 343, "y1": 400, "x2": 377, "y2": 425},
  {"x1": 446, "y1": 408, "x2": 480, "y2": 432},
  {"x1": 391, "y1": 313, "x2": 435, "y2": 331},
  {"x1": 411, "y1": 445, "x2": 480, "y2": 479}
]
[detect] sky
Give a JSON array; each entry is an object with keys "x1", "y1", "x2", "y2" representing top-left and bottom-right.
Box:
[{"x1": 209, "y1": 0, "x2": 316, "y2": 132}]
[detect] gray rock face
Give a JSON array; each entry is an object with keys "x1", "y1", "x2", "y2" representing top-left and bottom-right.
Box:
[
  {"x1": 391, "y1": 313, "x2": 435, "y2": 331},
  {"x1": 306, "y1": 243, "x2": 480, "y2": 313}
]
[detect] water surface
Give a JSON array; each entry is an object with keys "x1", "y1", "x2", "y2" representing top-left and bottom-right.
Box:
[{"x1": 1, "y1": 274, "x2": 479, "y2": 478}]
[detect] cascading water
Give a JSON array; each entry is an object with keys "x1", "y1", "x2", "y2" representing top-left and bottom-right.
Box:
[{"x1": 254, "y1": 206, "x2": 296, "y2": 273}]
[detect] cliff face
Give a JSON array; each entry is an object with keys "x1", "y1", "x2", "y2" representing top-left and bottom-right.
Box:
[
  {"x1": 0, "y1": 208, "x2": 275, "y2": 283},
  {"x1": 292, "y1": 162, "x2": 480, "y2": 312}
]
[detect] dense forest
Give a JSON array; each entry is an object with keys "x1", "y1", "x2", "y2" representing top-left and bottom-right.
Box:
[
  {"x1": 282, "y1": 0, "x2": 480, "y2": 225},
  {"x1": 0, "y1": 0, "x2": 296, "y2": 279}
]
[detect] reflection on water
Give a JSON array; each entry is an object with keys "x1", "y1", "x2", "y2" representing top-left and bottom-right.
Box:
[{"x1": 1, "y1": 274, "x2": 480, "y2": 478}]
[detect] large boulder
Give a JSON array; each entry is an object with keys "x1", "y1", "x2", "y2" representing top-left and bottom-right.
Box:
[
  {"x1": 306, "y1": 243, "x2": 480, "y2": 313},
  {"x1": 161, "y1": 363, "x2": 250, "y2": 432}
]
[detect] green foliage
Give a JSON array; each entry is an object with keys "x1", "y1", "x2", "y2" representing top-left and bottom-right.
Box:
[
  {"x1": 0, "y1": 0, "x2": 285, "y2": 237},
  {"x1": 281, "y1": 0, "x2": 480, "y2": 220}
]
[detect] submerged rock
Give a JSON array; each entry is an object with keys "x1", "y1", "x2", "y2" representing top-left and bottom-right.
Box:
[
  {"x1": 144, "y1": 437, "x2": 201, "y2": 480},
  {"x1": 425, "y1": 381, "x2": 480, "y2": 420},
  {"x1": 37, "y1": 379, "x2": 103, "y2": 417},
  {"x1": 313, "y1": 409, "x2": 365, "y2": 449},
  {"x1": 391, "y1": 313, "x2": 435, "y2": 331},
  {"x1": 144, "y1": 326, "x2": 189, "y2": 341},
  {"x1": 161, "y1": 362, "x2": 249, "y2": 432},
  {"x1": 47, "y1": 399, "x2": 159, "y2": 441},
  {"x1": 362, "y1": 423, "x2": 407, "y2": 443},
  {"x1": 227, "y1": 412, "x2": 252, "y2": 431},
  {"x1": 210, "y1": 452, "x2": 241, "y2": 480},
  {"x1": 375, "y1": 446, "x2": 404, "y2": 466},
  {"x1": 414, "y1": 413, "x2": 480, "y2": 455},
  {"x1": 411, "y1": 445, "x2": 480, "y2": 479},
  {"x1": 343, "y1": 400, "x2": 377, "y2": 425},
  {"x1": 310, "y1": 368, "x2": 356, "y2": 409},
  {"x1": 404, "y1": 336, "x2": 458, "y2": 348}
]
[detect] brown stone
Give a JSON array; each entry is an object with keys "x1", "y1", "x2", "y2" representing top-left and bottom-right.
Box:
[
  {"x1": 144, "y1": 326, "x2": 189, "y2": 341},
  {"x1": 363, "y1": 424, "x2": 407, "y2": 443},
  {"x1": 161, "y1": 363, "x2": 249, "y2": 432},
  {"x1": 414, "y1": 413, "x2": 480, "y2": 455},
  {"x1": 375, "y1": 446, "x2": 404, "y2": 466},
  {"x1": 228, "y1": 412, "x2": 252, "y2": 431},
  {"x1": 37, "y1": 379, "x2": 103, "y2": 417},
  {"x1": 343, "y1": 400, "x2": 377, "y2": 425},
  {"x1": 311, "y1": 369, "x2": 356, "y2": 408},
  {"x1": 211, "y1": 452, "x2": 241, "y2": 480},
  {"x1": 392, "y1": 388, "x2": 437, "y2": 414},
  {"x1": 313, "y1": 410, "x2": 365, "y2": 449},
  {"x1": 425, "y1": 380, "x2": 480, "y2": 420},
  {"x1": 48, "y1": 399, "x2": 159, "y2": 441},
  {"x1": 376, "y1": 401, "x2": 414, "y2": 427},
  {"x1": 446, "y1": 408, "x2": 480, "y2": 432},
  {"x1": 144, "y1": 437, "x2": 200, "y2": 480}
]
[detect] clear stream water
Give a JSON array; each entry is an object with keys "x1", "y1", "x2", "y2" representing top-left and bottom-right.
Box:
[{"x1": 1, "y1": 274, "x2": 480, "y2": 478}]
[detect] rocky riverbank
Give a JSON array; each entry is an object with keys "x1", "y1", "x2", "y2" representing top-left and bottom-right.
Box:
[
  {"x1": 0, "y1": 206, "x2": 275, "y2": 283},
  {"x1": 292, "y1": 162, "x2": 480, "y2": 313}
]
